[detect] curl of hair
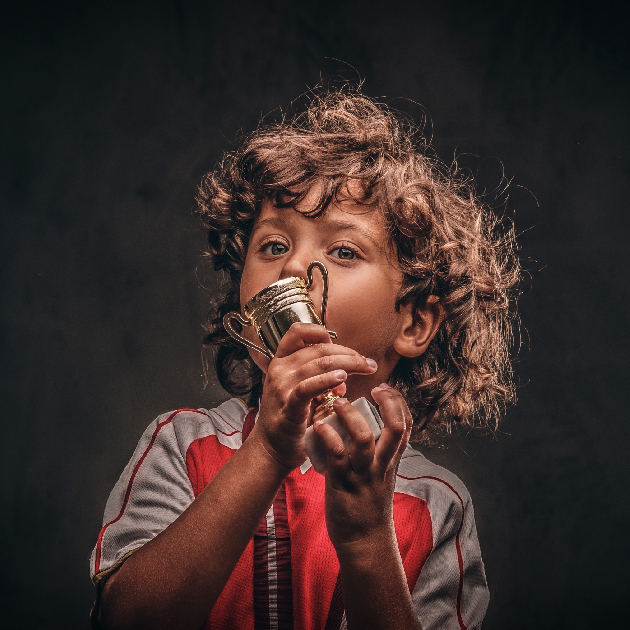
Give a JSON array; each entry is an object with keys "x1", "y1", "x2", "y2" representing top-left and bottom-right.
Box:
[{"x1": 197, "y1": 88, "x2": 519, "y2": 439}]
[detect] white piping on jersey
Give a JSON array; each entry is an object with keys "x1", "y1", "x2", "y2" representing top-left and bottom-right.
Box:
[{"x1": 265, "y1": 504, "x2": 279, "y2": 630}]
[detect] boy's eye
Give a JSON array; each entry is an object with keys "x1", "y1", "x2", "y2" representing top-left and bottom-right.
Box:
[
  {"x1": 330, "y1": 247, "x2": 356, "y2": 260},
  {"x1": 263, "y1": 242, "x2": 289, "y2": 255}
]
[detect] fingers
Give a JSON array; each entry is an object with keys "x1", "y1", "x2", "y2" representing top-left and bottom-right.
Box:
[
  {"x1": 274, "y1": 323, "x2": 334, "y2": 358},
  {"x1": 297, "y1": 352, "x2": 377, "y2": 383},
  {"x1": 312, "y1": 420, "x2": 351, "y2": 476},
  {"x1": 332, "y1": 398, "x2": 376, "y2": 472},
  {"x1": 292, "y1": 370, "x2": 348, "y2": 403},
  {"x1": 271, "y1": 325, "x2": 377, "y2": 407},
  {"x1": 264, "y1": 323, "x2": 378, "y2": 431},
  {"x1": 312, "y1": 398, "x2": 376, "y2": 475},
  {"x1": 286, "y1": 352, "x2": 376, "y2": 407},
  {"x1": 371, "y1": 384, "x2": 412, "y2": 468},
  {"x1": 330, "y1": 382, "x2": 347, "y2": 398},
  {"x1": 274, "y1": 324, "x2": 371, "y2": 366}
]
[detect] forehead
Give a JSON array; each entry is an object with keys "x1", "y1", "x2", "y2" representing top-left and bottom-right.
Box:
[{"x1": 256, "y1": 184, "x2": 388, "y2": 237}]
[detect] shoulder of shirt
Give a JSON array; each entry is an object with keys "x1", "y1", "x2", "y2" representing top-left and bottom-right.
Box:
[
  {"x1": 160, "y1": 397, "x2": 249, "y2": 428},
  {"x1": 396, "y1": 444, "x2": 473, "y2": 509},
  {"x1": 141, "y1": 398, "x2": 251, "y2": 458}
]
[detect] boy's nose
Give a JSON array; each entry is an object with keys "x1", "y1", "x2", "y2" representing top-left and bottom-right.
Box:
[{"x1": 278, "y1": 252, "x2": 312, "y2": 282}]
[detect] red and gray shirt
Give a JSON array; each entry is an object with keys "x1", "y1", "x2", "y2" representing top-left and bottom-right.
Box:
[{"x1": 90, "y1": 398, "x2": 489, "y2": 629}]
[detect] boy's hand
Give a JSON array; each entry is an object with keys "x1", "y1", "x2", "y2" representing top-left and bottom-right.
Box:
[
  {"x1": 253, "y1": 322, "x2": 378, "y2": 471},
  {"x1": 312, "y1": 383, "x2": 412, "y2": 550}
]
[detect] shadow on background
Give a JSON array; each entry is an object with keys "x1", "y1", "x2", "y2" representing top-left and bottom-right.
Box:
[{"x1": 1, "y1": 1, "x2": 629, "y2": 628}]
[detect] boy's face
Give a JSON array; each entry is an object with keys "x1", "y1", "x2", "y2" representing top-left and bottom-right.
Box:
[{"x1": 239, "y1": 186, "x2": 408, "y2": 401}]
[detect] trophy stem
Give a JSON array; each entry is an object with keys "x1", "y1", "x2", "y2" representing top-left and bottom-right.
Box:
[{"x1": 311, "y1": 389, "x2": 341, "y2": 423}]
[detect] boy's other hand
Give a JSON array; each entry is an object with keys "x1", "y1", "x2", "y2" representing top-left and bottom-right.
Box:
[
  {"x1": 312, "y1": 384, "x2": 412, "y2": 551},
  {"x1": 253, "y1": 322, "x2": 378, "y2": 471}
]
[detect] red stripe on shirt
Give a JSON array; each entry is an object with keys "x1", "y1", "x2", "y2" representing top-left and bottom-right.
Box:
[
  {"x1": 285, "y1": 469, "x2": 341, "y2": 630},
  {"x1": 273, "y1": 482, "x2": 293, "y2": 630},
  {"x1": 397, "y1": 473, "x2": 468, "y2": 630},
  {"x1": 254, "y1": 514, "x2": 271, "y2": 630},
  {"x1": 186, "y1": 416, "x2": 256, "y2": 629},
  {"x1": 94, "y1": 408, "x2": 203, "y2": 574},
  {"x1": 244, "y1": 407, "x2": 286, "y2": 630}
]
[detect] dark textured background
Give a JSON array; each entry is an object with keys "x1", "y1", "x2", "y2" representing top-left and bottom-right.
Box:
[{"x1": 2, "y1": 1, "x2": 629, "y2": 628}]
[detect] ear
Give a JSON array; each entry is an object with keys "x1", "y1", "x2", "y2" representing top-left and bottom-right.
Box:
[{"x1": 393, "y1": 296, "x2": 442, "y2": 359}]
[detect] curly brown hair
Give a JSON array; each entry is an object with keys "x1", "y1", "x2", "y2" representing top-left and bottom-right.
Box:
[{"x1": 196, "y1": 88, "x2": 519, "y2": 439}]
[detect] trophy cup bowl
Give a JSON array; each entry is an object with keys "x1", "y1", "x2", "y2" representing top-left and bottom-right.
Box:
[{"x1": 223, "y1": 260, "x2": 336, "y2": 359}]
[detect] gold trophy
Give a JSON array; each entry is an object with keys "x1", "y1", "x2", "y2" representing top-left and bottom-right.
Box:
[
  {"x1": 223, "y1": 260, "x2": 383, "y2": 473},
  {"x1": 223, "y1": 261, "x2": 336, "y2": 360}
]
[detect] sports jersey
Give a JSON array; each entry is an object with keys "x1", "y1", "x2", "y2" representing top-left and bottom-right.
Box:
[{"x1": 90, "y1": 398, "x2": 489, "y2": 629}]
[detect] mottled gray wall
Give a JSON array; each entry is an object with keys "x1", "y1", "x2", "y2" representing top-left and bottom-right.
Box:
[{"x1": 2, "y1": 1, "x2": 628, "y2": 628}]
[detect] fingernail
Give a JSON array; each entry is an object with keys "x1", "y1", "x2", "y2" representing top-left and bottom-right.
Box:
[
  {"x1": 334, "y1": 370, "x2": 347, "y2": 380},
  {"x1": 366, "y1": 358, "x2": 378, "y2": 369},
  {"x1": 335, "y1": 397, "x2": 348, "y2": 405}
]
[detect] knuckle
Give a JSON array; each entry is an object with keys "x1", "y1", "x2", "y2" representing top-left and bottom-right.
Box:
[
  {"x1": 293, "y1": 380, "x2": 307, "y2": 398},
  {"x1": 330, "y1": 443, "x2": 346, "y2": 458},
  {"x1": 288, "y1": 321, "x2": 311, "y2": 339},
  {"x1": 316, "y1": 355, "x2": 333, "y2": 372},
  {"x1": 354, "y1": 429, "x2": 374, "y2": 447}
]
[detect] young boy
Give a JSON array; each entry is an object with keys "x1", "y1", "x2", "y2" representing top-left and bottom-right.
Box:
[{"x1": 90, "y1": 89, "x2": 518, "y2": 630}]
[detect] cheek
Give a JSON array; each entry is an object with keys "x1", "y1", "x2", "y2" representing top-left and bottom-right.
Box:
[
  {"x1": 248, "y1": 346, "x2": 271, "y2": 374},
  {"x1": 239, "y1": 249, "x2": 272, "y2": 307},
  {"x1": 239, "y1": 264, "x2": 256, "y2": 309},
  {"x1": 327, "y1": 283, "x2": 401, "y2": 358}
]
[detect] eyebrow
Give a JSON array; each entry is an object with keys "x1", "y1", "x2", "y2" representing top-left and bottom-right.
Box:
[
  {"x1": 320, "y1": 218, "x2": 385, "y2": 250},
  {"x1": 250, "y1": 217, "x2": 289, "y2": 237}
]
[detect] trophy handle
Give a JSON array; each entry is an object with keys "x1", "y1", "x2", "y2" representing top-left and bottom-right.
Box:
[
  {"x1": 223, "y1": 311, "x2": 273, "y2": 360},
  {"x1": 306, "y1": 261, "x2": 337, "y2": 339}
]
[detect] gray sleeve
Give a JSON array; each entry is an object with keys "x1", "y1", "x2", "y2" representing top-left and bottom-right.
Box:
[
  {"x1": 412, "y1": 480, "x2": 489, "y2": 630},
  {"x1": 89, "y1": 410, "x2": 197, "y2": 582}
]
